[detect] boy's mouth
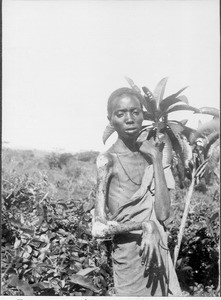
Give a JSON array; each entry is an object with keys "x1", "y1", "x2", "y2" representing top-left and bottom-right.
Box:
[{"x1": 125, "y1": 127, "x2": 138, "y2": 133}]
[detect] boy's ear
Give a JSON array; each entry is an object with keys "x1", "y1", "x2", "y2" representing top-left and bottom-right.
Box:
[{"x1": 107, "y1": 115, "x2": 112, "y2": 123}]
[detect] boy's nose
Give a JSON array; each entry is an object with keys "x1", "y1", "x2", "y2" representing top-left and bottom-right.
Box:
[{"x1": 125, "y1": 112, "x2": 134, "y2": 123}]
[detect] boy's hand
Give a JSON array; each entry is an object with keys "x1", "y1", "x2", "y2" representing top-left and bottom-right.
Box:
[
  {"x1": 139, "y1": 137, "x2": 164, "y2": 161},
  {"x1": 139, "y1": 221, "x2": 164, "y2": 269}
]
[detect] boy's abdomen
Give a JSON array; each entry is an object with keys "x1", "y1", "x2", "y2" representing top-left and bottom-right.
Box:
[{"x1": 107, "y1": 152, "x2": 147, "y2": 214}]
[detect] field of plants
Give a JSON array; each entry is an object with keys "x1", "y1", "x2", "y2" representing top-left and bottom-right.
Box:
[{"x1": 1, "y1": 147, "x2": 220, "y2": 296}]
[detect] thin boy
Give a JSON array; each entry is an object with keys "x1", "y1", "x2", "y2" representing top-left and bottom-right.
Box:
[{"x1": 92, "y1": 87, "x2": 181, "y2": 296}]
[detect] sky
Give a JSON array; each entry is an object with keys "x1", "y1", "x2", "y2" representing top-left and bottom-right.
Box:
[{"x1": 2, "y1": 0, "x2": 220, "y2": 153}]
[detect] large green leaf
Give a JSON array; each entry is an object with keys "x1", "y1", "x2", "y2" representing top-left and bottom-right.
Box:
[
  {"x1": 142, "y1": 86, "x2": 155, "y2": 101},
  {"x1": 182, "y1": 126, "x2": 196, "y2": 140},
  {"x1": 167, "y1": 122, "x2": 185, "y2": 135},
  {"x1": 167, "y1": 119, "x2": 195, "y2": 139},
  {"x1": 189, "y1": 119, "x2": 220, "y2": 144},
  {"x1": 207, "y1": 138, "x2": 220, "y2": 159},
  {"x1": 143, "y1": 111, "x2": 156, "y2": 121},
  {"x1": 179, "y1": 119, "x2": 189, "y2": 125},
  {"x1": 125, "y1": 76, "x2": 141, "y2": 93},
  {"x1": 209, "y1": 211, "x2": 219, "y2": 224},
  {"x1": 180, "y1": 136, "x2": 193, "y2": 167},
  {"x1": 159, "y1": 94, "x2": 189, "y2": 114},
  {"x1": 77, "y1": 267, "x2": 98, "y2": 277},
  {"x1": 198, "y1": 107, "x2": 220, "y2": 118},
  {"x1": 102, "y1": 124, "x2": 115, "y2": 144},
  {"x1": 204, "y1": 132, "x2": 220, "y2": 157},
  {"x1": 161, "y1": 132, "x2": 173, "y2": 165},
  {"x1": 143, "y1": 96, "x2": 156, "y2": 118},
  {"x1": 137, "y1": 127, "x2": 151, "y2": 142},
  {"x1": 17, "y1": 280, "x2": 34, "y2": 296},
  {"x1": 163, "y1": 86, "x2": 188, "y2": 110},
  {"x1": 165, "y1": 104, "x2": 199, "y2": 115},
  {"x1": 205, "y1": 140, "x2": 220, "y2": 181},
  {"x1": 165, "y1": 124, "x2": 189, "y2": 168},
  {"x1": 142, "y1": 96, "x2": 154, "y2": 113},
  {"x1": 70, "y1": 274, "x2": 101, "y2": 293},
  {"x1": 176, "y1": 95, "x2": 189, "y2": 104},
  {"x1": 162, "y1": 86, "x2": 188, "y2": 103},
  {"x1": 159, "y1": 96, "x2": 183, "y2": 113},
  {"x1": 142, "y1": 87, "x2": 157, "y2": 117},
  {"x1": 8, "y1": 275, "x2": 34, "y2": 296},
  {"x1": 165, "y1": 126, "x2": 182, "y2": 154},
  {"x1": 153, "y1": 77, "x2": 168, "y2": 108}
]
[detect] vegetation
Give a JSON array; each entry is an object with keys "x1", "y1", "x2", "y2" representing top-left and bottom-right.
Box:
[
  {"x1": 1, "y1": 146, "x2": 219, "y2": 296},
  {"x1": 103, "y1": 77, "x2": 199, "y2": 186},
  {"x1": 1, "y1": 74, "x2": 220, "y2": 297}
]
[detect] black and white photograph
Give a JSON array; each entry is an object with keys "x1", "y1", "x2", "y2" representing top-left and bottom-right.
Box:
[{"x1": 2, "y1": 0, "x2": 220, "y2": 298}]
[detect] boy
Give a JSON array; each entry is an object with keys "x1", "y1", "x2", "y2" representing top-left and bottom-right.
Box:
[{"x1": 92, "y1": 87, "x2": 181, "y2": 296}]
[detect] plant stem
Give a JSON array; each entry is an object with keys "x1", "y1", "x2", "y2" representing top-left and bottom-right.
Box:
[
  {"x1": 156, "y1": 121, "x2": 160, "y2": 143},
  {"x1": 173, "y1": 168, "x2": 195, "y2": 266}
]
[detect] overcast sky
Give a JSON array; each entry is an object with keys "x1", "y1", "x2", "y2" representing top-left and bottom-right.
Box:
[{"x1": 2, "y1": 0, "x2": 220, "y2": 153}]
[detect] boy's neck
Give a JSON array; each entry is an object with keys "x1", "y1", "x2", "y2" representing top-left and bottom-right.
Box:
[{"x1": 114, "y1": 137, "x2": 139, "y2": 153}]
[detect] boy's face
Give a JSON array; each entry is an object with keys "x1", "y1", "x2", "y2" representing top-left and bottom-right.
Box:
[{"x1": 108, "y1": 95, "x2": 143, "y2": 140}]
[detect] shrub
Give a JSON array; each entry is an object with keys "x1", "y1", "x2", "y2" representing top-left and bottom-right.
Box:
[
  {"x1": 168, "y1": 186, "x2": 220, "y2": 295},
  {"x1": 1, "y1": 148, "x2": 219, "y2": 296},
  {"x1": 1, "y1": 172, "x2": 113, "y2": 296}
]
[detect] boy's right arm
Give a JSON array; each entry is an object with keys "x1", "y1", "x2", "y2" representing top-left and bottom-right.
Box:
[{"x1": 94, "y1": 153, "x2": 113, "y2": 224}]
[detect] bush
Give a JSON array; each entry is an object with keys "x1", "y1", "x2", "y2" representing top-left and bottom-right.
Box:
[
  {"x1": 74, "y1": 151, "x2": 99, "y2": 163},
  {"x1": 168, "y1": 186, "x2": 220, "y2": 295},
  {"x1": 1, "y1": 148, "x2": 220, "y2": 296},
  {"x1": 46, "y1": 152, "x2": 75, "y2": 170},
  {"x1": 2, "y1": 172, "x2": 113, "y2": 296}
]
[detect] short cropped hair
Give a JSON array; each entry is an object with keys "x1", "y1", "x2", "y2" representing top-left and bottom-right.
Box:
[{"x1": 107, "y1": 87, "x2": 144, "y2": 117}]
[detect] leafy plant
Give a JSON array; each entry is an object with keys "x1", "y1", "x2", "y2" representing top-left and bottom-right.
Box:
[
  {"x1": 190, "y1": 107, "x2": 220, "y2": 184},
  {"x1": 1, "y1": 170, "x2": 113, "y2": 296},
  {"x1": 2, "y1": 96, "x2": 220, "y2": 298},
  {"x1": 101, "y1": 77, "x2": 219, "y2": 277},
  {"x1": 1, "y1": 148, "x2": 220, "y2": 296},
  {"x1": 168, "y1": 186, "x2": 220, "y2": 295},
  {"x1": 103, "y1": 77, "x2": 199, "y2": 185}
]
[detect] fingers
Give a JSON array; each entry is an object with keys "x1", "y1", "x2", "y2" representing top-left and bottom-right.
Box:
[
  {"x1": 139, "y1": 241, "x2": 152, "y2": 268},
  {"x1": 139, "y1": 237, "x2": 145, "y2": 257},
  {"x1": 155, "y1": 244, "x2": 162, "y2": 268},
  {"x1": 145, "y1": 247, "x2": 153, "y2": 269},
  {"x1": 141, "y1": 244, "x2": 148, "y2": 265},
  {"x1": 141, "y1": 244, "x2": 146, "y2": 265},
  {"x1": 140, "y1": 241, "x2": 151, "y2": 267},
  {"x1": 141, "y1": 138, "x2": 164, "y2": 151},
  {"x1": 139, "y1": 244, "x2": 144, "y2": 257},
  {"x1": 141, "y1": 244, "x2": 162, "y2": 270}
]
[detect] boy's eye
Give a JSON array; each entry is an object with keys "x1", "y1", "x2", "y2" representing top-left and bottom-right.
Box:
[
  {"x1": 133, "y1": 110, "x2": 140, "y2": 116},
  {"x1": 116, "y1": 112, "x2": 124, "y2": 118}
]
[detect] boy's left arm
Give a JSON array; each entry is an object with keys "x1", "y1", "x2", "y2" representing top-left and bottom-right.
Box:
[
  {"x1": 139, "y1": 139, "x2": 171, "y2": 222},
  {"x1": 138, "y1": 138, "x2": 173, "y2": 269}
]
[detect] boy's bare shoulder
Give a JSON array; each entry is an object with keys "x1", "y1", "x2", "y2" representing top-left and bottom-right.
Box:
[{"x1": 96, "y1": 146, "x2": 115, "y2": 169}]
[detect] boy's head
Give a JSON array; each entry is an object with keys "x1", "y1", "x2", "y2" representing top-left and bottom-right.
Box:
[
  {"x1": 107, "y1": 87, "x2": 144, "y2": 119},
  {"x1": 107, "y1": 87, "x2": 144, "y2": 140}
]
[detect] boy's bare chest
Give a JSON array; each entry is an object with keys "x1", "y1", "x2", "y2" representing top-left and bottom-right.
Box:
[
  {"x1": 112, "y1": 152, "x2": 147, "y2": 183},
  {"x1": 107, "y1": 152, "x2": 148, "y2": 213}
]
